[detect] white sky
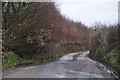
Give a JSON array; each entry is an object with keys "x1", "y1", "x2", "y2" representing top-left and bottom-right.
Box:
[{"x1": 56, "y1": 0, "x2": 119, "y2": 26}]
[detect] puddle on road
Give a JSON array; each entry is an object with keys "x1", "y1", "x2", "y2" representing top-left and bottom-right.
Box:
[
  {"x1": 77, "y1": 57, "x2": 96, "y2": 64},
  {"x1": 67, "y1": 70, "x2": 104, "y2": 78},
  {"x1": 60, "y1": 56, "x2": 73, "y2": 61},
  {"x1": 60, "y1": 53, "x2": 78, "y2": 61},
  {"x1": 55, "y1": 74, "x2": 65, "y2": 78},
  {"x1": 23, "y1": 66, "x2": 36, "y2": 70}
]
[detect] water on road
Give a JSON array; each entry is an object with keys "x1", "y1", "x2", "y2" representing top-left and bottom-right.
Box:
[{"x1": 3, "y1": 51, "x2": 118, "y2": 78}]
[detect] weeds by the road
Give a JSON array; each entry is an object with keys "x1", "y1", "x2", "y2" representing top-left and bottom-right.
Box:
[
  {"x1": 89, "y1": 25, "x2": 120, "y2": 73},
  {"x1": 2, "y1": 51, "x2": 74, "y2": 68},
  {"x1": 2, "y1": 52, "x2": 20, "y2": 67},
  {"x1": 2, "y1": 52, "x2": 66, "y2": 67},
  {"x1": 102, "y1": 45, "x2": 120, "y2": 71}
]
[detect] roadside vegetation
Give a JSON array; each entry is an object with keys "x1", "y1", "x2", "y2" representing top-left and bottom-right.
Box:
[
  {"x1": 2, "y1": 49, "x2": 83, "y2": 68},
  {"x1": 89, "y1": 24, "x2": 120, "y2": 74},
  {"x1": 2, "y1": 51, "x2": 65, "y2": 68},
  {"x1": 2, "y1": 2, "x2": 90, "y2": 68},
  {"x1": 2, "y1": 2, "x2": 119, "y2": 76}
]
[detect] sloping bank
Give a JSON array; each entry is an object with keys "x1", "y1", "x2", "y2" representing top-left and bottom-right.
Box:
[
  {"x1": 89, "y1": 25, "x2": 120, "y2": 77},
  {"x1": 89, "y1": 45, "x2": 120, "y2": 77}
]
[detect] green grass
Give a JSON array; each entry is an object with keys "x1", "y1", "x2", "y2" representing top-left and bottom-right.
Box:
[
  {"x1": 2, "y1": 49, "x2": 85, "y2": 68},
  {"x1": 102, "y1": 46, "x2": 120, "y2": 70},
  {"x1": 90, "y1": 45, "x2": 120, "y2": 71},
  {"x1": 2, "y1": 52, "x2": 20, "y2": 67},
  {"x1": 2, "y1": 51, "x2": 67, "y2": 68}
]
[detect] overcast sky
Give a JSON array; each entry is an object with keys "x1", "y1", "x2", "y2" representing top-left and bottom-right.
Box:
[{"x1": 56, "y1": 0, "x2": 119, "y2": 26}]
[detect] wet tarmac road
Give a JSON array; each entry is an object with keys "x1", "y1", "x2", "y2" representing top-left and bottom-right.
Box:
[{"x1": 3, "y1": 51, "x2": 118, "y2": 78}]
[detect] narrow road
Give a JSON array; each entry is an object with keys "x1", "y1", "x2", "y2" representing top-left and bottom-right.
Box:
[{"x1": 3, "y1": 51, "x2": 118, "y2": 78}]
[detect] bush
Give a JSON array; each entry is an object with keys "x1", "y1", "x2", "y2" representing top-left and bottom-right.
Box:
[
  {"x1": 89, "y1": 24, "x2": 119, "y2": 71},
  {"x1": 2, "y1": 2, "x2": 55, "y2": 58}
]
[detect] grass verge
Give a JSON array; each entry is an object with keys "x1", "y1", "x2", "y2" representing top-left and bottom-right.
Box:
[{"x1": 2, "y1": 50, "x2": 78, "y2": 68}]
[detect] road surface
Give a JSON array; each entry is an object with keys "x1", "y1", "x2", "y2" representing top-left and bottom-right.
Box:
[{"x1": 3, "y1": 51, "x2": 118, "y2": 78}]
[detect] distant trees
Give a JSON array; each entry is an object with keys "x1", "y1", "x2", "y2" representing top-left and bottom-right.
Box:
[{"x1": 52, "y1": 18, "x2": 91, "y2": 46}]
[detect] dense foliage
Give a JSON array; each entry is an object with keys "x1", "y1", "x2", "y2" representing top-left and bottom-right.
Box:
[
  {"x1": 89, "y1": 24, "x2": 120, "y2": 73},
  {"x1": 2, "y1": 2, "x2": 90, "y2": 59}
]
